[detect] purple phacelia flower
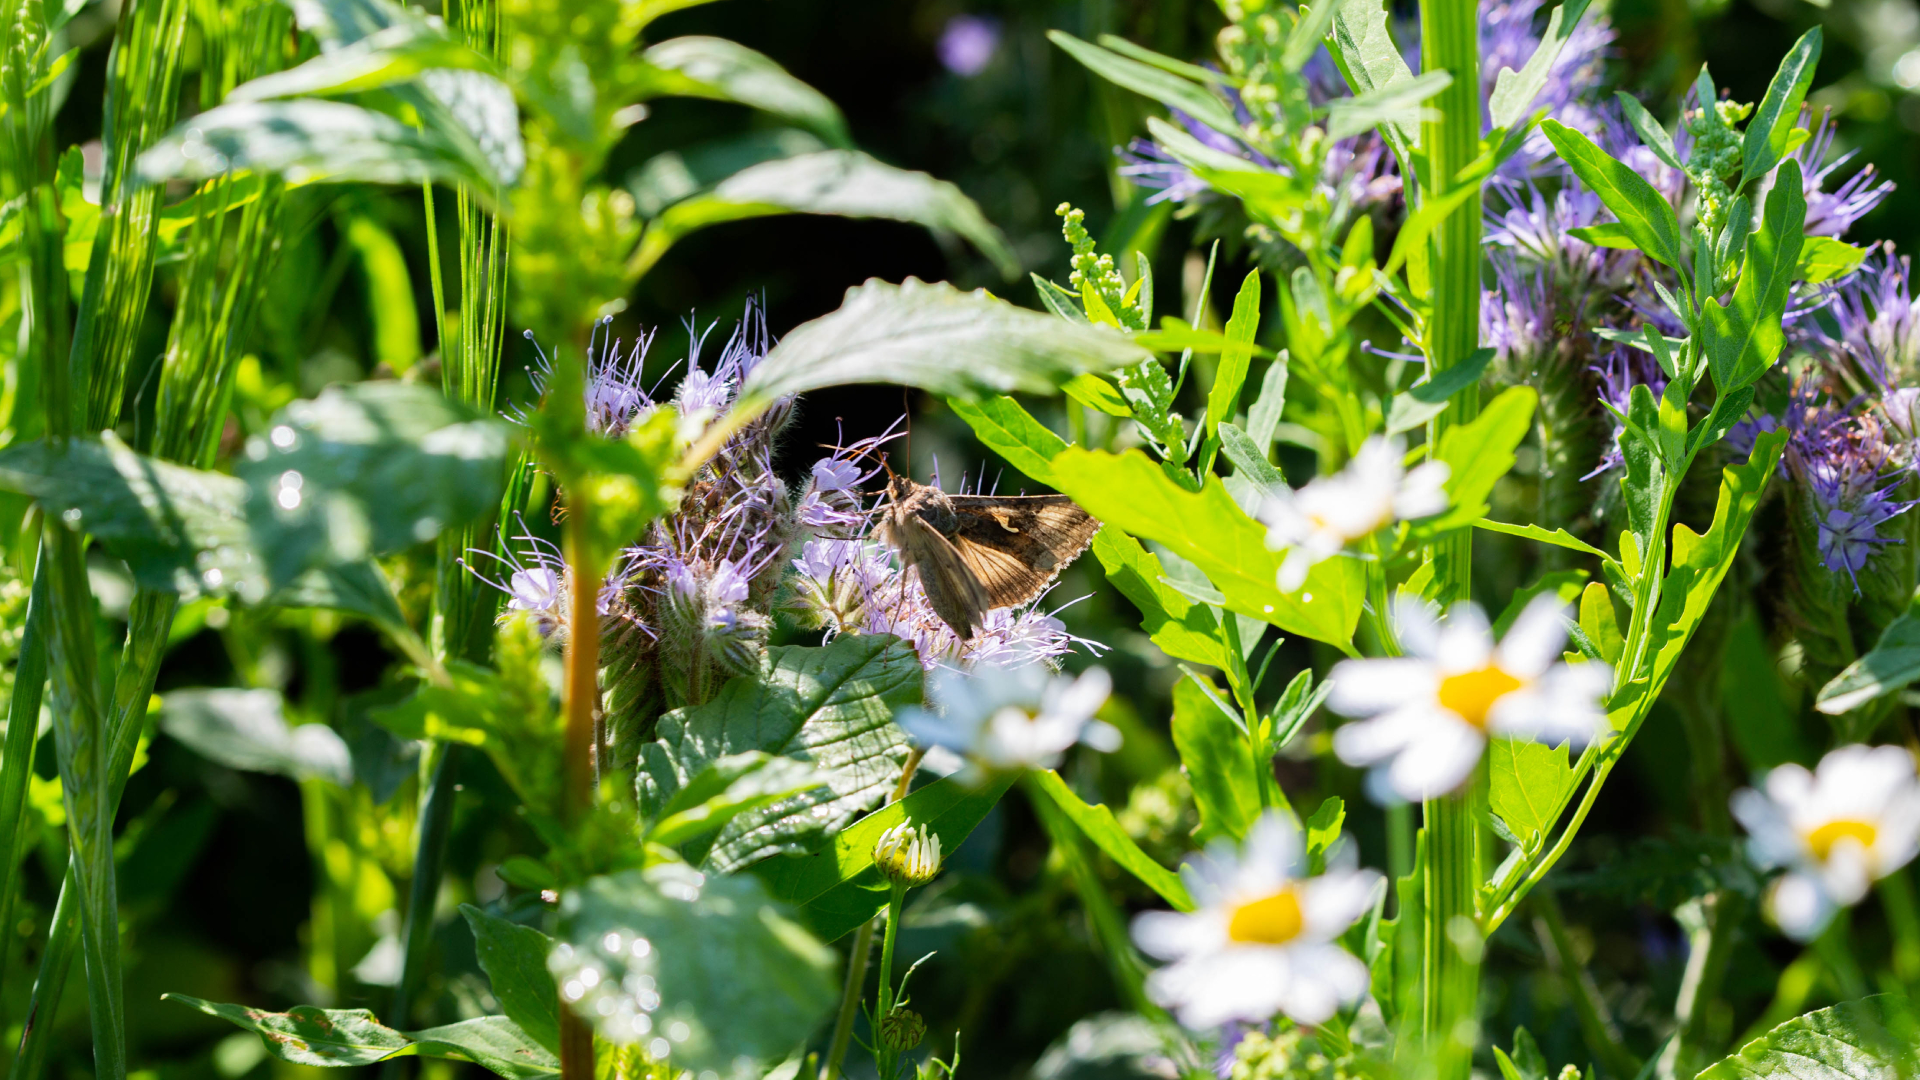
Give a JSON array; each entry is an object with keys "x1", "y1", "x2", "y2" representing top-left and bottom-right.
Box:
[
  {"x1": 1772, "y1": 381, "x2": 1917, "y2": 591},
  {"x1": 1790, "y1": 107, "x2": 1895, "y2": 239},
  {"x1": 1586, "y1": 345, "x2": 1670, "y2": 480},
  {"x1": 1800, "y1": 244, "x2": 1918, "y2": 392}
]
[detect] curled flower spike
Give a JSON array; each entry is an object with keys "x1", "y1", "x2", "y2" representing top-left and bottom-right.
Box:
[
  {"x1": 873, "y1": 822, "x2": 942, "y2": 887},
  {"x1": 1258, "y1": 436, "x2": 1450, "y2": 592},
  {"x1": 898, "y1": 663, "x2": 1118, "y2": 777},
  {"x1": 1328, "y1": 596, "x2": 1611, "y2": 803},
  {"x1": 1132, "y1": 812, "x2": 1380, "y2": 1029},
  {"x1": 1732, "y1": 744, "x2": 1920, "y2": 940},
  {"x1": 878, "y1": 1005, "x2": 926, "y2": 1051}
]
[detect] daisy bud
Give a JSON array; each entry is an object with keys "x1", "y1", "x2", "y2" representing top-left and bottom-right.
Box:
[
  {"x1": 878, "y1": 1006, "x2": 926, "y2": 1052},
  {"x1": 873, "y1": 822, "x2": 942, "y2": 887}
]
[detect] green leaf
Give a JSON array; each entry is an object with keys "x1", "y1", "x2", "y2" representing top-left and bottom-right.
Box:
[
  {"x1": 948, "y1": 395, "x2": 1069, "y2": 487},
  {"x1": 1487, "y1": 0, "x2": 1593, "y2": 129},
  {"x1": 1385, "y1": 347, "x2": 1494, "y2": 435},
  {"x1": 1050, "y1": 448, "x2": 1365, "y2": 648},
  {"x1": 1134, "y1": 320, "x2": 1275, "y2": 359},
  {"x1": 758, "y1": 774, "x2": 1015, "y2": 941},
  {"x1": 1325, "y1": 70, "x2": 1451, "y2": 140},
  {"x1": 626, "y1": 130, "x2": 828, "y2": 217},
  {"x1": 738, "y1": 278, "x2": 1151, "y2": 407},
  {"x1": 136, "y1": 100, "x2": 504, "y2": 191},
  {"x1": 1091, "y1": 527, "x2": 1232, "y2": 670},
  {"x1": 1034, "y1": 274, "x2": 1091, "y2": 323},
  {"x1": 1797, "y1": 236, "x2": 1868, "y2": 284},
  {"x1": 646, "y1": 754, "x2": 828, "y2": 849},
  {"x1": 1565, "y1": 222, "x2": 1641, "y2": 250},
  {"x1": 556, "y1": 865, "x2": 837, "y2": 1075},
  {"x1": 1613, "y1": 91, "x2": 1682, "y2": 172},
  {"x1": 641, "y1": 36, "x2": 850, "y2": 147},
  {"x1": 1246, "y1": 356, "x2": 1290, "y2": 452},
  {"x1": 1328, "y1": 0, "x2": 1420, "y2": 162},
  {"x1": 460, "y1": 905, "x2": 561, "y2": 1055},
  {"x1": 631, "y1": 151, "x2": 1016, "y2": 280},
  {"x1": 1094, "y1": 34, "x2": 1230, "y2": 86},
  {"x1": 1219, "y1": 423, "x2": 1285, "y2": 488},
  {"x1": 1472, "y1": 518, "x2": 1608, "y2": 560},
  {"x1": 1047, "y1": 31, "x2": 1242, "y2": 139},
  {"x1": 1429, "y1": 387, "x2": 1538, "y2": 530},
  {"x1": 1817, "y1": 593, "x2": 1920, "y2": 714},
  {"x1": 1739, "y1": 28, "x2": 1822, "y2": 190},
  {"x1": 228, "y1": 23, "x2": 496, "y2": 103},
  {"x1": 1488, "y1": 739, "x2": 1576, "y2": 849},
  {"x1": 1697, "y1": 994, "x2": 1916, "y2": 1080},
  {"x1": 1702, "y1": 159, "x2": 1806, "y2": 393},
  {"x1": 1207, "y1": 271, "x2": 1263, "y2": 439},
  {"x1": 1304, "y1": 796, "x2": 1345, "y2": 875},
  {"x1": 158, "y1": 689, "x2": 352, "y2": 786},
  {"x1": 637, "y1": 635, "x2": 919, "y2": 872},
  {"x1": 1030, "y1": 769, "x2": 1193, "y2": 910},
  {"x1": 1492, "y1": 570, "x2": 1588, "y2": 638},
  {"x1": 1724, "y1": 616, "x2": 1812, "y2": 768},
  {"x1": 1578, "y1": 581, "x2": 1625, "y2": 665},
  {"x1": 1116, "y1": 358, "x2": 1188, "y2": 458},
  {"x1": 1062, "y1": 372, "x2": 1134, "y2": 416},
  {"x1": 1540, "y1": 119, "x2": 1686, "y2": 274},
  {"x1": 161, "y1": 995, "x2": 558, "y2": 1076},
  {"x1": 1173, "y1": 674, "x2": 1260, "y2": 843}
]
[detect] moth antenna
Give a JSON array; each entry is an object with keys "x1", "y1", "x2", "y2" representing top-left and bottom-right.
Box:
[{"x1": 902, "y1": 387, "x2": 912, "y2": 478}]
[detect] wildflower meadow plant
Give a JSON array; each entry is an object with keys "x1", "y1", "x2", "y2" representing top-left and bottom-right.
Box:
[{"x1": 7, "y1": 0, "x2": 1920, "y2": 1077}]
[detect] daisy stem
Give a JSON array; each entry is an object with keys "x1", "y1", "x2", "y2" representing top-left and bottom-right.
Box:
[{"x1": 1876, "y1": 869, "x2": 1920, "y2": 988}]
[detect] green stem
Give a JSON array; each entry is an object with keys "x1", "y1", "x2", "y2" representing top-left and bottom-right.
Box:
[
  {"x1": 822, "y1": 918, "x2": 877, "y2": 1080},
  {"x1": 1661, "y1": 889, "x2": 1748, "y2": 1080},
  {"x1": 1814, "y1": 913, "x2": 1868, "y2": 1002},
  {"x1": 1878, "y1": 869, "x2": 1920, "y2": 990},
  {"x1": 874, "y1": 880, "x2": 908, "y2": 1076},
  {"x1": 0, "y1": 542, "x2": 48, "y2": 1009},
  {"x1": 1421, "y1": 790, "x2": 1481, "y2": 1070},
  {"x1": 11, "y1": 873, "x2": 79, "y2": 1080},
  {"x1": 380, "y1": 744, "x2": 462, "y2": 1078}
]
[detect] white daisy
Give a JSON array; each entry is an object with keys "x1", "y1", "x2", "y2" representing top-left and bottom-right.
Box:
[
  {"x1": 897, "y1": 662, "x2": 1119, "y2": 775},
  {"x1": 1132, "y1": 812, "x2": 1381, "y2": 1029},
  {"x1": 1327, "y1": 596, "x2": 1611, "y2": 802},
  {"x1": 1731, "y1": 744, "x2": 1920, "y2": 940},
  {"x1": 1258, "y1": 435, "x2": 1451, "y2": 592}
]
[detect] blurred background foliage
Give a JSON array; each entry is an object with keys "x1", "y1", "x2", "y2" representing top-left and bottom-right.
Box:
[{"x1": 6, "y1": 0, "x2": 1918, "y2": 1074}]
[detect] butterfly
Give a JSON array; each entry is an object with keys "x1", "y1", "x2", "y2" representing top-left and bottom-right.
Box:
[{"x1": 879, "y1": 475, "x2": 1100, "y2": 639}]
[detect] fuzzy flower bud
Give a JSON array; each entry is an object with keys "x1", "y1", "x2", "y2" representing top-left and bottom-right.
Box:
[
  {"x1": 872, "y1": 822, "x2": 942, "y2": 887},
  {"x1": 879, "y1": 1006, "x2": 926, "y2": 1052}
]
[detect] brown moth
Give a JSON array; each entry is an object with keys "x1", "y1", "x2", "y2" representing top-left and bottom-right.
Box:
[{"x1": 880, "y1": 475, "x2": 1101, "y2": 639}]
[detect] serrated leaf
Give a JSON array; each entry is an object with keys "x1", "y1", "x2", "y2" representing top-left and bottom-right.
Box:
[
  {"x1": 641, "y1": 36, "x2": 850, "y2": 147},
  {"x1": 1030, "y1": 769, "x2": 1193, "y2": 909},
  {"x1": 637, "y1": 635, "x2": 919, "y2": 872},
  {"x1": 1063, "y1": 372, "x2": 1133, "y2": 416},
  {"x1": 1697, "y1": 994, "x2": 1916, "y2": 1080},
  {"x1": 161, "y1": 995, "x2": 558, "y2": 1076},
  {"x1": 460, "y1": 905, "x2": 561, "y2": 1054},
  {"x1": 556, "y1": 865, "x2": 836, "y2": 1075},
  {"x1": 738, "y1": 278, "x2": 1150, "y2": 407},
  {"x1": 1091, "y1": 527, "x2": 1232, "y2": 670},
  {"x1": 158, "y1": 689, "x2": 352, "y2": 786},
  {"x1": 1427, "y1": 387, "x2": 1537, "y2": 530},
  {"x1": 1472, "y1": 518, "x2": 1608, "y2": 560}
]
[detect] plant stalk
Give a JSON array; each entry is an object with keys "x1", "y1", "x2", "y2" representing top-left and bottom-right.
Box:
[{"x1": 384, "y1": 743, "x2": 462, "y2": 1043}]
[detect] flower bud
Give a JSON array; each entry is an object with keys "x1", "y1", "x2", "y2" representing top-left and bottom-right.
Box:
[
  {"x1": 878, "y1": 1006, "x2": 925, "y2": 1052},
  {"x1": 872, "y1": 822, "x2": 942, "y2": 887}
]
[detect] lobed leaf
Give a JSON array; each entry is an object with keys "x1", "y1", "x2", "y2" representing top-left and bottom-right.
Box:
[
  {"x1": 1091, "y1": 528, "x2": 1233, "y2": 670},
  {"x1": 1487, "y1": 0, "x2": 1593, "y2": 130},
  {"x1": 1487, "y1": 739, "x2": 1577, "y2": 850},
  {"x1": 1701, "y1": 159, "x2": 1806, "y2": 393},
  {"x1": 1429, "y1": 387, "x2": 1538, "y2": 530}
]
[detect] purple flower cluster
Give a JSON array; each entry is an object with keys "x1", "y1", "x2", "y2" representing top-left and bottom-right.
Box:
[
  {"x1": 1775, "y1": 383, "x2": 1916, "y2": 590},
  {"x1": 1800, "y1": 244, "x2": 1919, "y2": 394},
  {"x1": 1475, "y1": 0, "x2": 1615, "y2": 174},
  {"x1": 1584, "y1": 345, "x2": 1670, "y2": 480},
  {"x1": 1791, "y1": 108, "x2": 1895, "y2": 239}
]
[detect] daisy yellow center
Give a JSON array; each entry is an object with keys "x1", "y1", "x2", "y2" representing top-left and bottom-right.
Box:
[
  {"x1": 1226, "y1": 887, "x2": 1305, "y2": 945},
  {"x1": 1806, "y1": 818, "x2": 1879, "y2": 863},
  {"x1": 1436, "y1": 665, "x2": 1525, "y2": 728}
]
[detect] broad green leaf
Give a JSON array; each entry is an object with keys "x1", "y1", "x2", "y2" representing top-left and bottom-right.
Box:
[
  {"x1": 1246, "y1": 356, "x2": 1290, "y2": 452},
  {"x1": 1325, "y1": 70, "x2": 1451, "y2": 140},
  {"x1": 637, "y1": 635, "x2": 919, "y2": 872},
  {"x1": 1739, "y1": 28, "x2": 1822, "y2": 190},
  {"x1": 1428, "y1": 387, "x2": 1538, "y2": 530},
  {"x1": 1541, "y1": 119, "x2": 1686, "y2": 274},
  {"x1": 1219, "y1": 423, "x2": 1284, "y2": 488},
  {"x1": 1030, "y1": 769, "x2": 1193, "y2": 910},
  {"x1": 460, "y1": 905, "x2": 560, "y2": 1055},
  {"x1": 1091, "y1": 527, "x2": 1232, "y2": 670},
  {"x1": 556, "y1": 865, "x2": 837, "y2": 1075},
  {"x1": 1818, "y1": 593, "x2": 1920, "y2": 714},
  {"x1": 1798, "y1": 236, "x2": 1868, "y2": 284},
  {"x1": 1047, "y1": 31, "x2": 1242, "y2": 139},
  {"x1": 757, "y1": 773, "x2": 1015, "y2": 941},
  {"x1": 646, "y1": 754, "x2": 828, "y2": 849},
  {"x1": 1064, "y1": 372, "x2": 1134, "y2": 416},
  {"x1": 630, "y1": 151, "x2": 1016, "y2": 280},
  {"x1": 1051, "y1": 448, "x2": 1365, "y2": 647},
  {"x1": 626, "y1": 129, "x2": 827, "y2": 217},
  {"x1": 1614, "y1": 91, "x2": 1682, "y2": 171},
  {"x1": 161, "y1": 995, "x2": 558, "y2": 1076},
  {"x1": 1385, "y1": 347, "x2": 1494, "y2": 435},
  {"x1": 1578, "y1": 581, "x2": 1625, "y2": 665},
  {"x1": 136, "y1": 100, "x2": 502, "y2": 191},
  {"x1": 1566, "y1": 222, "x2": 1641, "y2": 250},
  {"x1": 1305, "y1": 796, "x2": 1345, "y2": 875},
  {"x1": 228, "y1": 23, "x2": 495, "y2": 103},
  {"x1": 1487, "y1": 0, "x2": 1593, "y2": 129},
  {"x1": 1173, "y1": 674, "x2": 1260, "y2": 843},
  {"x1": 158, "y1": 689, "x2": 352, "y2": 786},
  {"x1": 1702, "y1": 159, "x2": 1806, "y2": 393},
  {"x1": 948, "y1": 395, "x2": 1069, "y2": 487},
  {"x1": 343, "y1": 216, "x2": 422, "y2": 374},
  {"x1": 1697, "y1": 994, "x2": 1916, "y2": 1080},
  {"x1": 1488, "y1": 739, "x2": 1576, "y2": 849},
  {"x1": 641, "y1": 36, "x2": 850, "y2": 147},
  {"x1": 1472, "y1": 518, "x2": 1608, "y2": 560},
  {"x1": 738, "y1": 278, "x2": 1150, "y2": 407},
  {"x1": 1208, "y1": 271, "x2": 1262, "y2": 439},
  {"x1": 1328, "y1": 0, "x2": 1420, "y2": 161}
]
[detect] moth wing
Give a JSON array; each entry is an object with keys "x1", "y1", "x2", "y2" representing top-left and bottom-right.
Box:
[
  {"x1": 951, "y1": 535, "x2": 1057, "y2": 610},
  {"x1": 947, "y1": 496, "x2": 1101, "y2": 608},
  {"x1": 899, "y1": 515, "x2": 992, "y2": 638}
]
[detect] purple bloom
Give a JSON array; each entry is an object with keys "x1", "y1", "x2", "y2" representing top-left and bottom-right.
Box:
[
  {"x1": 1586, "y1": 345, "x2": 1669, "y2": 479},
  {"x1": 1800, "y1": 244, "x2": 1917, "y2": 392},
  {"x1": 519, "y1": 317, "x2": 658, "y2": 438},
  {"x1": 937, "y1": 15, "x2": 1000, "y2": 77},
  {"x1": 1791, "y1": 108, "x2": 1895, "y2": 239},
  {"x1": 1485, "y1": 178, "x2": 1640, "y2": 292},
  {"x1": 1770, "y1": 381, "x2": 1917, "y2": 591}
]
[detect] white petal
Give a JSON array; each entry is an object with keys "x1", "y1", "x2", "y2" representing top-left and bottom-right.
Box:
[
  {"x1": 1274, "y1": 944, "x2": 1370, "y2": 1024},
  {"x1": 1331, "y1": 706, "x2": 1433, "y2": 767},
  {"x1": 1497, "y1": 595, "x2": 1575, "y2": 678},
  {"x1": 1299, "y1": 870, "x2": 1384, "y2": 940},
  {"x1": 1132, "y1": 909, "x2": 1219, "y2": 962},
  {"x1": 1391, "y1": 596, "x2": 1443, "y2": 658},
  {"x1": 1732, "y1": 789, "x2": 1802, "y2": 871},
  {"x1": 1326, "y1": 658, "x2": 1439, "y2": 716},
  {"x1": 1080, "y1": 719, "x2": 1124, "y2": 753},
  {"x1": 1243, "y1": 812, "x2": 1306, "y2": 881},
  {"x1": 1150, "y1": 950, "x2": 1290, "y2": 1029},
  {"x1": 1385, "y1": 719, "x2": 1485, "y2": 801},
  {"x1": 1434, "y1": 603, "x2": 1495, "y2": 672},
  {"x1": 1769, "y1": 873, "x2": 1835, "y2": 941}
]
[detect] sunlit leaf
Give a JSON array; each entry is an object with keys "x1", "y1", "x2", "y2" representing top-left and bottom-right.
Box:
[
  {"x1": 162, "y1": 995, "x2": 558, "y2": 1077},
  {"x1": 1697, "y1": 994, "x2": 1916, "y2": 1080},
  {"x1": 158, "y1": 689, "x2": 352, "y2": 786},
  {"x1": 1031, "y1": 769, "x2": 1194, "y2": 910},
  {"x1": 1173, "y1": 674, "x2": 1259, "y2": 843},
  {"x1": 641, "y1": 36, "x2": 850, "y2": 147},
  {"x1": 460, "y1": 905, "x2": 561, "y2": 1055}
]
